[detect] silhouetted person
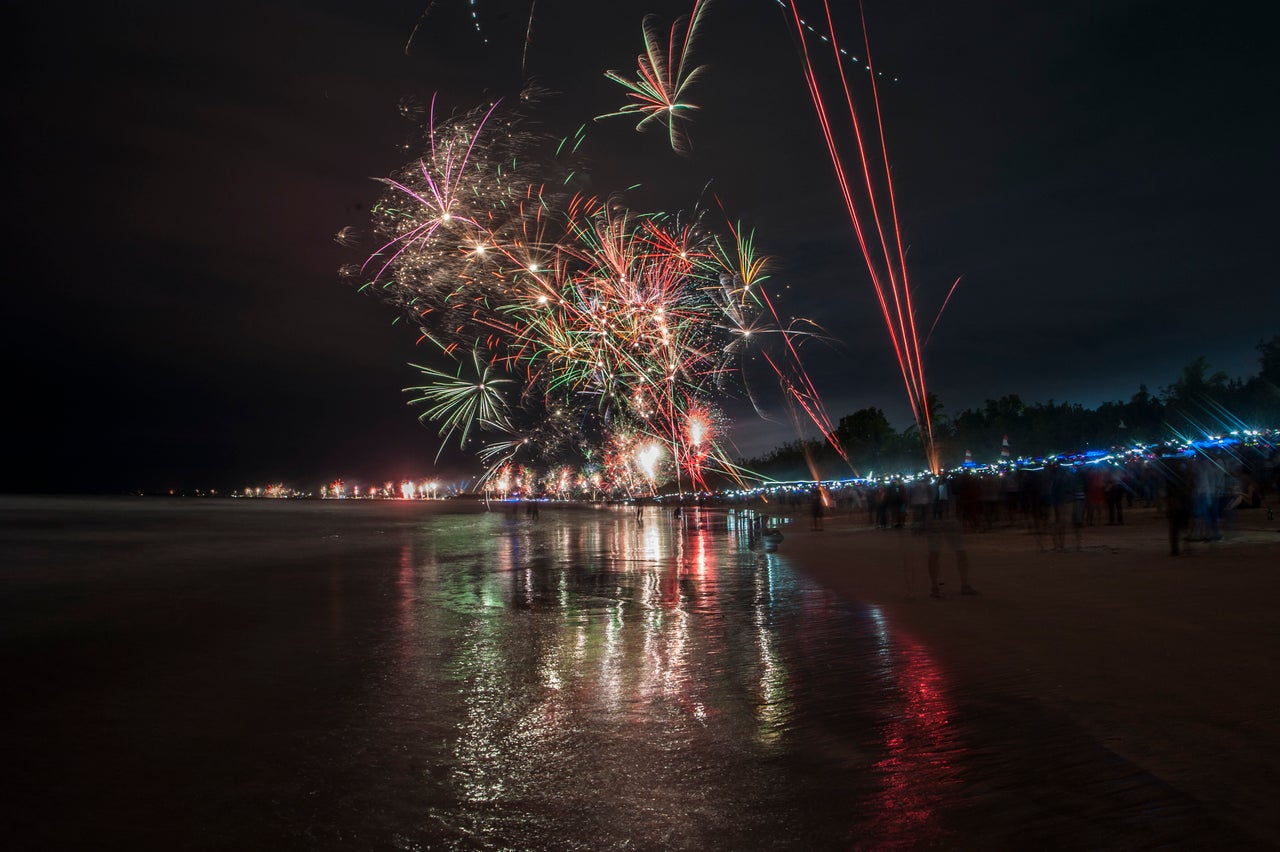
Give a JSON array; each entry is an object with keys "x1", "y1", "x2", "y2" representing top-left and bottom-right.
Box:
[
  {"x1": 1189, "y1": 453, "x2": 1224, "y2": 542},
  {"x1": 915, "y1": 478, "x2": 977, "y2": 598},
  {"x1": 1084, "y1": 467, "x2": 1105, "y2": 526},
  {"x1": 1069, "y1": 465, "x2": 1086, "y2": 550},
  {"x1": 909, "y1": 476, "x2": 932, "y2": 531},
  {"x1": 1105, "y1": 466, "x2": 1126, "y2": 525},
  {"x1": 1046, "y1": 462, "x2": 1070, "y2": 552},
  {"x1": 1165, "y1": 458, "x2": 1193, "y2": 556},
  {"x1": 810, "y1": 490, "x2": 825, "y2": 530}
]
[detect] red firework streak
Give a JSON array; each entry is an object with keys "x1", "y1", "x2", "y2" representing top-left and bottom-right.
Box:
[
  {"x1": 715, "y1": 209, "x2": 851, "y2": 471},
  {"x1": 754, "y1": 284, "x2": 848, "y2": 464},
  {"x1": 784, "y1": 0, "x2": 940, "y2": 471}
]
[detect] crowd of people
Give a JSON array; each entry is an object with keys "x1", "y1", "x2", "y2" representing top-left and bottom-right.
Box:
[{"x1": 742, "y1": 439, "x2": 1277, "y2": 561}]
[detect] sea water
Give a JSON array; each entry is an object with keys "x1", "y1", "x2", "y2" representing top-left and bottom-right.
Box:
[{"x1": 0, "y1": 497, "x2": 1242, "y2": 849}]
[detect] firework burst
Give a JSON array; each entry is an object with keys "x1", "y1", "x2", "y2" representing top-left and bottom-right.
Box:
[
  {"x1": 598, "y1": 0, "x2": 712, "y2": 155},
  {"x1": 404, "y1": 349, "x2": 513, "y2": 457},
  {"x1": 349, "y1": 92, "x2": 840, "y2": 494}
]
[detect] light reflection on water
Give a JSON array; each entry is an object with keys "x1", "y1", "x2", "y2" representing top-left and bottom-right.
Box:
[
  {"x1": 3, "y1": 497, "x2": 1241, "y2": 850},
  {"x1": 380, "y1": 505, "x2": 960, "y2": 849}
]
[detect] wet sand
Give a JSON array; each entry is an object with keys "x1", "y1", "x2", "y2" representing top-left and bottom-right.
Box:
[
  {"x1": 772, "y1": 501, "x2": 1280, "y2": 845},
  {"x1": 3, "y1": 496, "x2": 1276, "y2": 848}
]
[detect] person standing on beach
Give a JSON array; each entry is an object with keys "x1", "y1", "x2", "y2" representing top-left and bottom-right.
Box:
[
  {"x1": 1105, "y1": 465, "x2": 1126, "y2": 525},
  {"x1": 1165, "y1": 458, "x2": 1193, "y2": 556},
  {"x1": 1189, "y1": 456, "x2": 1210, "y2": 542},
  {"x1": 810, "y1": 489, "x2": 825, "y2": 531},
  {"x1": 915, "y1": 477, "x2": 978, "y2": 598},
  {"x1": 1084, "y1": 467, "x2": 1105, "y2": 526},
  {"x1": 909, "y1": 476, "x2": 932, "y2": 531},
  {"x1": 1069, "y1": 465, "x2": 1087, "y2": 550},
  {"x1": 1046, "y1": 462, "x2": 1071, "y2": 552}
]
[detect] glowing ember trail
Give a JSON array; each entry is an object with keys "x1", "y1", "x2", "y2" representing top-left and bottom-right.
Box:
[{"x1": 784, "y1": 0, "x2": 940, "y2": 471}]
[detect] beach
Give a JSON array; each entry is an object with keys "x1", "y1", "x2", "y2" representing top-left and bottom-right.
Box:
[{"x1": 773, "y1": 500, "x2": 1280, "y2": 845}]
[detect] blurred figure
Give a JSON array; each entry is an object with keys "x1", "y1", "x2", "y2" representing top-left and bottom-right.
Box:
[
  {"x1": 1069, "y1": 465, "x2": 1087, "y2": 550},
  {"x1": 1046, "y1": 462, "x2": 1070, "y2": 552},
  {"x1": 889, "y1": 479, "x2": 907, "y2": 529},
  {"x1": 1105, "y1": 465, "x2": 1126, "y2": 525},
  {"x1": 810, "y1": 489, "x2": 825, "y2": 531},
  {"x1": 980, "y1": 473, "x2": 1000, "y2": 530},
  {"x1": 958, "y1": 473, "x2": 981, "y2": 531},
  {"x1": 1085, "y1": 467, "x2": 1105, "y2": 526},
  {"x1": 1189, "y1": 454, "x2": 1223, "y2": 542},
  {"x1": 1002, "y1": 470, "x2": 1022, "y2": 526},
  {"x1": 909, "y1": 476, "x2": 932, "y2": 532},
  {"x1": 1221, "y1": 463, "x2": 1246, "y2": 530},
  {"x1": 917, "y1": 478, "x2": 978, "y2": 598},
  {"x1": 1023, "y1": 467, "x2": 1048, "y2": 547},
  {"x1": 1165, "y1": 458, "x2": 1193, "y2": 556}
]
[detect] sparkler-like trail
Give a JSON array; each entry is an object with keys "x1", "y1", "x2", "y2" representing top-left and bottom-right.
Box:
[
  {"x1": 784, "y1": 0, "x2": 939, "y2": 470},
  {"x1": 925, "y1": 276, "x2": 963, "y2": 349}
]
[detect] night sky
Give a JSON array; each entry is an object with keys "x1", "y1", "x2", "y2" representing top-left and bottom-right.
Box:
[{"x1": 9, "y1": 0, "x2": 1277, "y2": 494}]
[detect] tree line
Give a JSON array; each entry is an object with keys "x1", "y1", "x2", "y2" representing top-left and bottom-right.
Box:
[{"x1": 742, "y1": 337, "x2": 1280, "y2": 480}]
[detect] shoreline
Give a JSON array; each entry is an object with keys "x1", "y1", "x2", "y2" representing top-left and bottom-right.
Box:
[{"x1": 771, "y1": 502, "x2": 1280, "y2": 844}]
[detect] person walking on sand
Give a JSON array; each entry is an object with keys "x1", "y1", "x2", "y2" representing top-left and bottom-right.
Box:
[{"x1": 916, "y1": 477, "x2": 978, "y2": 598}]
